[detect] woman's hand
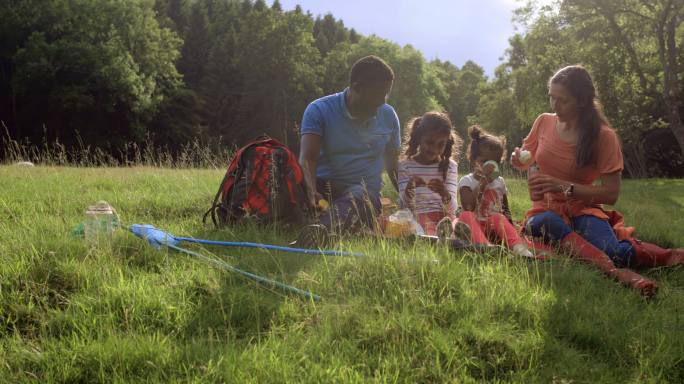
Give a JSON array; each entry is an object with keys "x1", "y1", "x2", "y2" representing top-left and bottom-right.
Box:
[
  {"x1": 528, "y1": 172, "x2": 566, "y2": 195},
  {"x1": 510, "y1": 147, "x2": 532, "y2": 170}
]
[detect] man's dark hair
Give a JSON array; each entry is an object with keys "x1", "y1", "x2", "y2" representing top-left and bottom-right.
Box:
[{"x1": 349, "y1": 55, "x2": 394, "y2": 86}]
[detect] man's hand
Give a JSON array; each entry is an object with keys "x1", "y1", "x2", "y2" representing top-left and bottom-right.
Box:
[
  {"x1": 385, "y1": 147, "x2": 401, "y2": 192},
  {"x1": 299, "y1": 134, "x2": 323, "y2": 211},
  {"x1": 308, "y1": 191, "x2": 325, "y2": 212}
]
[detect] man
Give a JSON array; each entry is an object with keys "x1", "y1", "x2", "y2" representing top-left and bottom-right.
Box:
[{"x1": 297, "y1": 55, "x2": 401, "y2": 243}]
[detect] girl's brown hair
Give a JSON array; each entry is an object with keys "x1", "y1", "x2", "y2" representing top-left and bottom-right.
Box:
[
  {"x1": 549, "y1": 65, "x2": 610, "y2": 168},
  {"x1": 466, "y1": 124, "x2": 507, "y2": 163},
  {"x1": 404, "y1": 111, "x2": 462, "y2": 180}
]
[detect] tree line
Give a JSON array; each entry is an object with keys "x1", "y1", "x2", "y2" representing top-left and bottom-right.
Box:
[{"x1": 1, "y1": 0, "x2": 682, "y2": 176}]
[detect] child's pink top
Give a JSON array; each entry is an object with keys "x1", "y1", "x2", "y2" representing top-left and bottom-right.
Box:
[{"x1": 458, "y1": 174, "x2": 507, "y2": 220}]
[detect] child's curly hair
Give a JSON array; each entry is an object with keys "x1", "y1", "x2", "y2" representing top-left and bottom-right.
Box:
[
  {"x1": 466, "y1": 125, "x2": 507, "y2": 163},
  {"x1": 404, "y1": 111, "x2": 462, "y2": 180}
]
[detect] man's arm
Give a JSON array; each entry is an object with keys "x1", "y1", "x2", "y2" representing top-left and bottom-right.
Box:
[
  {"x1": 299, "y1": 133, "x2": 323, "y2": 208},
  {"x1": 385, "y1": 147, "x2": 400, "y2": 192},
  {"x1": 385, "y1": 107, "x2": 402, "y2": 193}
]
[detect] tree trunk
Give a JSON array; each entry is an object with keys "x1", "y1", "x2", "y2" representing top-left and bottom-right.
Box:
[
  {"x1": 658, "y1": 2, "x2": 684, "y2": 156},
  {"x1": 665, "y1": 103, "x2": 684, "y2": 156}
]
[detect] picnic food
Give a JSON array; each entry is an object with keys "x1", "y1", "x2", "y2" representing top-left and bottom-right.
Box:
[{"x1": 519, "y1": 150, "x2": 532, "y2": 164}]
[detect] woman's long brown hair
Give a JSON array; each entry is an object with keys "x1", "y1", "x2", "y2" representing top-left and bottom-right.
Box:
[{"x1": 549, "y1": 65, "x2": 610, "y2": 168}]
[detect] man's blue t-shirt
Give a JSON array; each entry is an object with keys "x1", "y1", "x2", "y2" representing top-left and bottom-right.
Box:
[{"x1": 300, "y1": 89, "x2": 401, "y2": 192}]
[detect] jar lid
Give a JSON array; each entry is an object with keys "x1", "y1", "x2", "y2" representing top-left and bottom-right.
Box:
[{"x1": 86, "y1": 201, "x2": 113, "y2": 213}]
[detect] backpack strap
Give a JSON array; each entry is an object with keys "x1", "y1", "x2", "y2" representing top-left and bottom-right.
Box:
[
  {"x1": 202, "y1": 171, "x2": 230, "y2": 226},
  {"x1": 203, "y1": 143, "x2": 253, "y2": 226}
]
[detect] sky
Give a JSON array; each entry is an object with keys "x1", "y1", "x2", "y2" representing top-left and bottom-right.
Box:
[{"x1": 275, "y1": 0, "x2": 552, "y2": 76}]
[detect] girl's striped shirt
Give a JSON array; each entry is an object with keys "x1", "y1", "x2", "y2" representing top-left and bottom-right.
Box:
[{"x1": 398, "y1": 158, "x2": 458, "y2": 215}]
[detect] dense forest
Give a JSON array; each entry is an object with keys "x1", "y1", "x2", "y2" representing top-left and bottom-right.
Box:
[{"x1": 1, "y1": 0, "x2": 682, "y2": 176}]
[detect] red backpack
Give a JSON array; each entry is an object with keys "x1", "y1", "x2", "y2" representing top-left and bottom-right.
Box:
[{"x1": 204, "y1": 136, "x2": 311, "y2": 226}]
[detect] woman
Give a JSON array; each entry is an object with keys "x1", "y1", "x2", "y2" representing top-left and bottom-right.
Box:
[{"x1": 511, "y1": 65, "x2": 682, "y2": 296}]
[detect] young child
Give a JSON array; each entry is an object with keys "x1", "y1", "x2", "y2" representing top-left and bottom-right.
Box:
[
  {"x1": 458, "y1": 125, "x2": 534, "y2": 257},
  {"x1": 398, "y1": 111, "x2": 470, "y2": 238}
]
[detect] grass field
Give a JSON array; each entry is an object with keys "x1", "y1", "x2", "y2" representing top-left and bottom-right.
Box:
[{"x1": 1, "y1": 165, "x2": 683, "y2": 383}]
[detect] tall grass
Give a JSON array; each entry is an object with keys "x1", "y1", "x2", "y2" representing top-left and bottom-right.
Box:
[
  {"x1": 1, "y1": 134, "x2": 683, "y2": 382},
  {"x1": 1, "y1": 163, "x2": 683, "y2": 382},
  {"x1": 1, "y1": 122, "x2": 235, "y2": 168}
]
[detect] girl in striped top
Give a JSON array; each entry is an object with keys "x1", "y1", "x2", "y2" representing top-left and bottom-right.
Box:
[{"x1": 398, "y1": 111, "x2": 472, "y2": 238}]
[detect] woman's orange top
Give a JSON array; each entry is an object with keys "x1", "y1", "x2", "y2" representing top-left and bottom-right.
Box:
[{"x1": 522, "y1": 113, "x2": 634, "y2": 239}]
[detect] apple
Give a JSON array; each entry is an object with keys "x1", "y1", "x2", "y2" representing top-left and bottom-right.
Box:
[{"x1": 519, "y1": 150, "x2": 532, "y2": 164}]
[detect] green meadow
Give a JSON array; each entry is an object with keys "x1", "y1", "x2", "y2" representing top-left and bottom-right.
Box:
[{"x1": 1, "y1": 165, "x2": 683, "y2": 383}]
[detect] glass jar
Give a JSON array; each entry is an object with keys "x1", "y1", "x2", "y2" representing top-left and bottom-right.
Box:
[
  {"x1": 527, "y1": 165, "x2": 544, "y2": 201},
  {"x1": 84, "y1": 201, "x2": 115, "y2": 245}
]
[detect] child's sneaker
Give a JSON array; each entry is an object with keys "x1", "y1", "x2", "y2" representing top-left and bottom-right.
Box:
[
  {"x1": 512, "y1": 243, "x2": 534, "y2": 258},
  {"x1": 453, "y1": 220, "x2": 472, "y2": 243},
  {"x1": 436, "y1": 217, "x2": 454, "y2": 240}
]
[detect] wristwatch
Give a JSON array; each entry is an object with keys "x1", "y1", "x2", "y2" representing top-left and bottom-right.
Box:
[{"x1": 563, "y1": 183, "x2": 575, "y2": 198}]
